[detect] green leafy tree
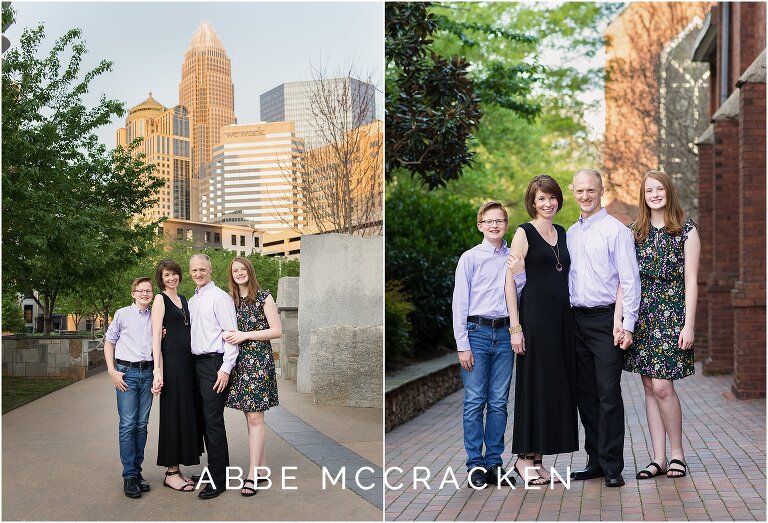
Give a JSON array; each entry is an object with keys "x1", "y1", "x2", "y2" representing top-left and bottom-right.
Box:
[
  {"x1": 2, "y1": 292, "x2": 26, "y2": 333},
  {"x1": 2, "y1": 5, "x2": 163, "y2": 333}
]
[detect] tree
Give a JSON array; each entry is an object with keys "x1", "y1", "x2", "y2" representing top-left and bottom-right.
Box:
[
  {"x1": 2, "y1": 5, "x2": 163, "y2": 334},
  {"x1": 280, "y1": 64, "x2": 382, "y2": 236},
  {"x1": 385, "y1": 2, "x2": 541, "y2": 189},
  {"x1": 2, "y1": 292, "x2": 26, "y2": 333}
]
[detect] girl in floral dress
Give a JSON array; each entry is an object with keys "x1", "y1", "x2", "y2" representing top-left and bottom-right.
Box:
[
  {"x1": 224, "y1": 257, "x2": 281, "y2": 496},
  {"x1": 623, "y1": 170, "x2": 700, "y2": 480}
]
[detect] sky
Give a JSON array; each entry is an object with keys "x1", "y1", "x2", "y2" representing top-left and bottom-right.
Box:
[{"x1": 5, "y1": 1, "x2": 384, "y2": 148}]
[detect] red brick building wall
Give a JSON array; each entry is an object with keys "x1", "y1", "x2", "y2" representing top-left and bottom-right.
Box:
[{"x1": 693, "y1": 138, "x2": 713, "y2": 361}]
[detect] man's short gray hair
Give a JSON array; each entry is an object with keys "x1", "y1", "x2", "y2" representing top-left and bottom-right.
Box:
[
  {"x1": 190, "y1": 253, "x2": 212, "y2": 267},
  {"x1": 573, "y1": 168, "x2": 603, "y2": 186}
]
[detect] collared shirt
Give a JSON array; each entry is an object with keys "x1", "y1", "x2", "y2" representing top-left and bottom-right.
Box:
[
  {"x1": 104, "y1": 303, "x2": 153, "y2": 362},
  {"x1": 188, "y1": 280, "x2": 239, "y2": 374},
  {"x1": 452, "y1": 239, "x2": 510, "y2": 351},
  {"x1": 566, "y1": 208, "x2": 641, "y2": 331}
]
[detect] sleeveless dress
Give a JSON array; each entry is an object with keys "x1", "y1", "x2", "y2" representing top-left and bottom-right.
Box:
[
  {"x1": 623, "y1": 219, "x2": 696, "y2": 380},
  {"x1": 156, "y1": 292, "x2": 204, "y2": 466},
  {"x1": 225, "y1": 290, "x2": 279, "y2": 412},
  {"x1": 511, "y1": 223, "x2": 578, "y2": 455}
]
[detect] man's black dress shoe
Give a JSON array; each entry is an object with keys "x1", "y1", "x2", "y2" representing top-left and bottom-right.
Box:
[
  {"x1": 198, "y1": 484, "x2": 222, "y2": 499},
  {"x1": 123, "y1": 476, "x2": 142, "y2": 498},
  {"x1": 570, "y1": 464, "x2": 605, "y2": 480},
  {"x1": 486, "y1": 464, "x2": 516, "y2": 487},
  {"x1": 137, "y1": 473, "x2": 151, "y2": 492},
  {"x1": 468, "y1": 469, "x2": 488, "y2": 488},
  {"x1": 604, "y1": 473, "x2": 625, "y2": 487}
]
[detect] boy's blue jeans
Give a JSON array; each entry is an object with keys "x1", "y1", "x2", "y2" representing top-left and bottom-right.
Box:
[
  {"x1": 115, "y1": 364, "x2": 153, "y2": 479},
  {"x1": 461, "y1": 321, "x2": 513, "y2": 471}
]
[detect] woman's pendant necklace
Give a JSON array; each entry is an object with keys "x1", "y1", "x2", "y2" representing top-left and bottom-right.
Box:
[
  {"x1": 181, "y1": 304, "x2": 189, "y2": 325},
  {"x1": 547, "y1": 227, "x2": 563, "y2": 271}
]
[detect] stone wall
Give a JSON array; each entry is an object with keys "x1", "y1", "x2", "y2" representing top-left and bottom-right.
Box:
[
  {"x1": 310, "y1": 326, "x2": 383, "y2": 407},
  {"x1": 296, "y1": 234, "x2": 383, "y2": 398},
  {"x1": 277, "y1": 276, "x2": 299, "y2": 381},
  {"x1": 385, "y1": 361, "x2": 462, "y2": 432},
  {"x1": 2, "y1": 335, "x2": 90, "y2": 380}
]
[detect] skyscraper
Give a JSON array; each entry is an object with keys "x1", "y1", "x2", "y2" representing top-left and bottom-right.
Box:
[
  {"x1": 259, "y1": 77, "x2": 376, "y2": 149},
  {"x1": 116, "y1": 93, "x2": 192, "y2": 221},
  {"x1": 201, "y1": 122, "x2": 305, "y2": 231},
  {"x1": 179, "y1": 20, "x2": 237, "y2": 220}
]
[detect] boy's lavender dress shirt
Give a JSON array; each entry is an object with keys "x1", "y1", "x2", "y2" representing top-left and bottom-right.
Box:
[
  {"x1": 453, "y1": 239, "x2": 525, "y2": 351},
  {"x1": 566, "y1": 208, "x2": 641, "y2": 332},
  {"x1": 105, "y1": 303, "x2": 153, "y2": 362},
  {"x1": 188, "y1": 280, "x2": 239, "y2": 374}
]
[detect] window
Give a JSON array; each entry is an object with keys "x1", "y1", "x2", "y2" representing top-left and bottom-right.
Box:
[
  {"x1": 214, "y1": 232, "x2": 221, "y2": 243},
  {"x1": 177, "y1": 228, "x2": 183, "y2": 239},
  {"x1": 231, "y1": 234, "x2": 237, "y2": 245},
  {"x1": 205, "y1": 231, "x2": 211, "y2": 243},
  {"x1": 240, "y1": 235, "x2": 245, "y2": 246}
]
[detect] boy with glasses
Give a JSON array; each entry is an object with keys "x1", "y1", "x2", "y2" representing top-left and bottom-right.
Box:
[
  {"x1": 452, "y1": 201, "x2": 517, "y2": 489},
  {"x1": 104, "y1": 277, "x2": 155, "y2": 498}
]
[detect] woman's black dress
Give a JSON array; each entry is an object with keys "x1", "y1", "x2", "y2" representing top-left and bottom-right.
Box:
[
  {"x1": 511, "y1": 223, "x2": 578, "y2": 455},
  {"x1": 156, "y1": 292, "x2": 204, "y2": 466}
]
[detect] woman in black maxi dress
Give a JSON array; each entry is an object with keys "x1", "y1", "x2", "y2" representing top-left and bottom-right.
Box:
[
  {"x1": 151, "y1": 259, "x2": 203, "y2": 491},
  {"x1": 506, "y1": 176, "x2": 578, "y2": 485}
]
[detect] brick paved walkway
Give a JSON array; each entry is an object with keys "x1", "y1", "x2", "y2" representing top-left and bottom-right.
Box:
[{"x1": 385, "y1": 363, "x2": 766, "y2": 521}]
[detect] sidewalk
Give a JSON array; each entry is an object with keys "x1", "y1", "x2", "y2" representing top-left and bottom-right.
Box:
[
  {"x1": 2, "y1": 372, "x2": 383, "y2": 521},
  {"x1": 385, "y1": 363, "x2": 766, "y2": 521}
]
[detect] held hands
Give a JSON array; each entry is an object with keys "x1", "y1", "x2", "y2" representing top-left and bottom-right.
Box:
[
  {"x1": 213, "y1": 370, "x2": 230, "y2": 393},
  {"x1": 109, "y1": 368, "x2": 128, "y2": 392},
  {"x1": 151, "y1": 374, "x2": 163, "y2": 395},
  {"x1": 507, "y1": 252, "x2": 525, "y2": 274},
  {"x1": 511, "y1": 331, "x2": 525, "y2": 354},
  {"x1": 458, "y1": 350, "x2": 474, "y2": 372},
  {"x1": 223, "y1": 330, "x2": 247, "y2": 345},
  {"x1": 613, "y1": 322, "x2": 625, "y2": 347},
  {"x1": 619, "y1": 330, "x2": 633, "y2": 350},
  {"x1": 678, "y1": 324, "x2": 694, "y2": 350}
]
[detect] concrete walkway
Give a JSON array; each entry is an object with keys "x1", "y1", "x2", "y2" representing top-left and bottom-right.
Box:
[
  {"x1": 2, "y1": 372, "x2": 383, "y2": 521},
  {"x1": 385, "y1": 363, "x2": 766, "y2": 521}
]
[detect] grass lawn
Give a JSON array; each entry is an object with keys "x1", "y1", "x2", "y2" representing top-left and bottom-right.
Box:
[{"x1": 2, "y1": 377, "x2": 76, "y2": 414}]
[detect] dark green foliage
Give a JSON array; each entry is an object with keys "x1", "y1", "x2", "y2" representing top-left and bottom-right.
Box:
[
  {"x1": 2, "y1": 292, "x2": 26, "y2": 333},
  {"x1": 384, "y1": 281, "x2": 414, "y2": 367},
  {"x1": 386, "y1": 179, "x2": 480, "y2": 351}
]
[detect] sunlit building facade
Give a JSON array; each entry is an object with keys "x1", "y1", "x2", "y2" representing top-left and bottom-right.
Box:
[
  {"x1": 116, "y1": 93, "x2": 192, "y2": 221},
  {"x1": 179, "y1": 20, "x2": 237, "y2": 220},
  {"x1": 201, "y1": 122, "x2": 305, "y2": 231}
]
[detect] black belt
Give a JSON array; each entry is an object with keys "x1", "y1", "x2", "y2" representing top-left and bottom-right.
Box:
[
  {"x1": 573, "y1": 304, "x2": 615, "y2": 314},
  {"x1": 194, "y1": 352, "x2": 223, "y2": 360},
  {"x1": 466, "y1": 316, "x2": 510, "y2": 328},
  {"x1": 115, "y1": 358, "x2": 153, "y2": 369}
]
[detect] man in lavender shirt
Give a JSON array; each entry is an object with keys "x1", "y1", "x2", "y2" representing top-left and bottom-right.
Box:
[
  {"x1": 567, "y1": 168, "x2": 640, "y2": 488},
  {"x1": 188, "y1": 253, "x2": 239, "y2": 499}
]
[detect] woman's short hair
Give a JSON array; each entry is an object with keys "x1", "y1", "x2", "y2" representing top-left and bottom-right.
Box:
[
  {"x1": 154, "y1": 258, "x2": 182, "y2": 290},
  {"x1": 524, "y1": 175, "x2": 564, "y2": 218}
]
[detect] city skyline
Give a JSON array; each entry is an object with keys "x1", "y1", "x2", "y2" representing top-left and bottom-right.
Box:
[{"x1": 5, "y1": 2, "x2": 384, "y2": 148}]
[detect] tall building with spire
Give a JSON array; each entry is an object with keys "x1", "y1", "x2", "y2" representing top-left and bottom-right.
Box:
[
  {"x1": 179, "y1": 20, "x2": 236, "y2": 220},
  {"x1": 116, "y1": 93, "x2": 192, "y2": 221}
]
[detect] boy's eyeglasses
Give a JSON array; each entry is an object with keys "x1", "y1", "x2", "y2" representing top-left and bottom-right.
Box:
[
  {"x1": 133, "y1": 290, "x2": 153, "y2": 294},
  {"x1": 479, "y1": 219, "x2": 508, "y2": 226}
]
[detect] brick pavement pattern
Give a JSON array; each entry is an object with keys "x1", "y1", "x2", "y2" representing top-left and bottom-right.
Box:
[{"x1": 385, "y1": 363, "x2": 766, "y2": 521}]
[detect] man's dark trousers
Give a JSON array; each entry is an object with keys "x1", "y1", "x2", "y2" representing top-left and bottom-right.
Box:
[
  {"x1": 195, "y1": 353, "x2": 229, "y2": 489},
  {"x1": 573, "y1": 306, "x2": 624, "y2": 475}
]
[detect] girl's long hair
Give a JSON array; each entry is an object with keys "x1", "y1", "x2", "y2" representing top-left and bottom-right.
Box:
[
  {"x1": 633, "y1": 170, "x2": 685, "y2": 243},
  {"x1": 227, "y1": 256, "x2": 261, "y2": 303}
]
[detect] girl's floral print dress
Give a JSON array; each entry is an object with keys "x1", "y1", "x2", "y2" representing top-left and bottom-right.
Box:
[
  {"x1": 226, "y1": 290, "x2": 279, "y2": 412},
  {"x1": 623, "y1": 219, "x2": 696, "y2": 380}
]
